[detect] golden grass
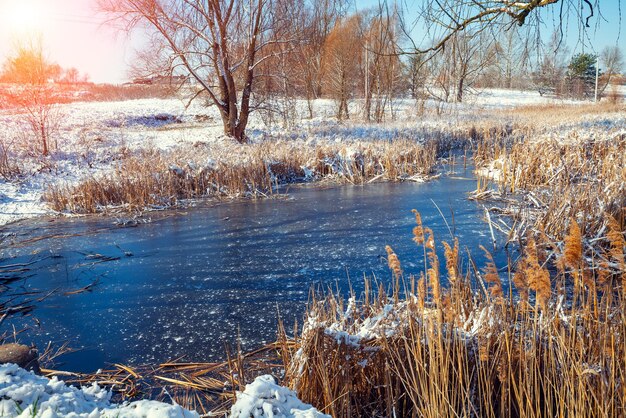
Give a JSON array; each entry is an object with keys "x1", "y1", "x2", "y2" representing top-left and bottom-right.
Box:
[
  {"x1": 473, "y1": 112, "x2": 625, "y2": 262},
  {"x1": 45, "y1": 139, "x2": 440, "y2": 213},
  {"x1": 278, "y1": 211, "x2": 626, "y2": 418},
  {"x1": 497, "y1": 102, "x2": 625, "y2": 123}
]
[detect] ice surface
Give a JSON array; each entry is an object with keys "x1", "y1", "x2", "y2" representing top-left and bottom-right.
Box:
[{"x1": 1, "y1": 173, "x2": 512, "y2": 372}]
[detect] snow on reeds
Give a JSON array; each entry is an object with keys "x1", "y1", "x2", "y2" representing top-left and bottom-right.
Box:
[
  {"x1": 277, "y1": 211, "x2": 626, "y2": 418},
  {"x1": 44, "y1": 139, "x2": 439, "y2": 213},
  {"x1": 472, "y1": 102, "x2": 625, "y2": 259}
]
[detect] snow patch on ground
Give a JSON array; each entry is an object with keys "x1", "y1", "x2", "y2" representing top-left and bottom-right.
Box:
[
  {"x1": 0, "y1": 365, "x2": 327, "y2": 418},
  {"x1": 0, "y1": 363, "x2": 199, "y2": 418},
  {"x1": 0, "y1": 181, "x2": 48, "y2": 225},
  {"x1": 230, "y1": 375, "x2": 329, "y2": 418}
]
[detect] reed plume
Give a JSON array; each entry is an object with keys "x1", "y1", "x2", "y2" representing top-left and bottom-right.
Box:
[
  {"x1": 524, "y1": 237, "x2": 551, "y2": 310},
  {"x1": 417, "y1": 273, "x2": 426, "y2": 311},
  {"x1": 411, "y1": 209, "x2": 425, "y2": 245},
  {"x1": 562, "y1": 218, "x2": 583, "y2": 270},
  {"x1": 443, "y1": 239, "x2": 459, "y2": 285},
  {"x1": 385, "y1": 245, "x2": 402, "y2": 279},
  {"x1": 424, "y1": 227, "x2": 435, "y2": 251},
  {"x1": 606, "y1": 214, "x2": 625, "y2": 288},
  {"x1": 423, "y1": 228, "x2": 441, "y2": 305},
  {"x1": 480, "y1": 245, "x2": 503, "y2": 299},
  {"x1": 512, "y1": 269, "x2": 529, "y2": 302}
]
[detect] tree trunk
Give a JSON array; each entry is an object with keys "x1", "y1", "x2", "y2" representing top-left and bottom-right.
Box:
[
  {"x1": 306, "y1": 86, "x2": 314, "y2": 119},
  {"x1": 220, "y1": 118, "x2": 247, "y2": 143},
  {"x1": 457, "y1": 74, "x2": 465, "y2": 103},
  {"x1": 41, "y1": 124, "x2": 48, "y2": 156}
]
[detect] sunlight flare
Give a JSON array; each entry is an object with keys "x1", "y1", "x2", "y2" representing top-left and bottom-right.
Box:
[{"x1": 1, "y1": 0, "x2": 47, "y2": 35}]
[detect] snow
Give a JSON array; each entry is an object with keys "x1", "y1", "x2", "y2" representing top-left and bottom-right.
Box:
[
  {"x1": 230, "y1": 375, "x2": 329, "y2": 418},
  {"x1": 320, "y1": 302, "x2": 404, "y2": 347},
  {"x1": 305, "y1": 296, "x2": 501, "y2": 352},
  {"x1": 469, "y1": 88, "x2": 579, "y2": 108},
  {"x1": 0, "y1": 89, "x2": 622, "y2": 227},
  {"x1": 0, "y1": 365, "x2": 326, "y2": 418},
  {"x1": 0, "y1": 181, "x2": 49, "y2": 225},
  {"x1": 475, "y1": 156, "x2": 506, "y2": 181},
  {"x1": 0, "y1": 363, "x2": 199, "y2": 418}
]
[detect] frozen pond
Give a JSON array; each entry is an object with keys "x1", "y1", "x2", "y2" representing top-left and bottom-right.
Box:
[{"x1": 0, "y1": 165, "x2": 510, "y2": 372}]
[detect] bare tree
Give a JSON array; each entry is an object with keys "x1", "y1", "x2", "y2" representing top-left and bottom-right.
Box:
[
  {"x1": 483, "y1": 28, "x2": 531, "y2": 89},
  {"x1": 425, "y1": 30, "x2": 495, "y2": 103},
  {"x1": 531, "y1": 31, "x2": 569, "y2": 96},
  {"x1": 322, "y1": 14, "x2": 364, "y2": 120},
  {"x1": 363, "y1": 7, "x2": 403, "y2": 122},
  {"x1": 452, "y1": 31, "x2": 496, "y2": 102},
  {"x1": 100, "y1": 0, "x2": 295, "y2": 143},
  {"x1": 392, "y1": 0, "x2": 611, "y2": 97},
  {"x1": 294, "y1": 0, "x2": 347, "y2": 119},
  {"x1": 2, "y1": 39, "x2": 51, "y2": 84},
  {"x1": 1, "y1": 37, "x2": 62, "y2": 156},
  {"x1": 63, "y1": 68, "x2": 81, "y2": 84},
  {"x1": 598, "y1": 46, "x2": 624, "y2": 96},
  {"x1": 407, "y1": 53, "x2": 428, "y2": 100},
  {"x1": 398, "y1": 1, "x2": 600, "y2": 56}
]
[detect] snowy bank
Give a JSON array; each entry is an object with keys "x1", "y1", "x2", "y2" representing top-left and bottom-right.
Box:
[
  {"x1": 0, "y1": 363, "x2": 199, "y2": 418},
  {"x1": 230, "y1": 375, "x2": 329, "y2": 418},
  {"x1": 0, "y1": 364, "x2": 328, "y2": 418},
  {"x1": 0, "y1": 89, "x2": 596, "y2": 226}
]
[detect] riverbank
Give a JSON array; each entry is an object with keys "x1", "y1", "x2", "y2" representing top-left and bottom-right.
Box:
[{"x1": 0, "y1": 89, "x2": 587, "y2": 226}]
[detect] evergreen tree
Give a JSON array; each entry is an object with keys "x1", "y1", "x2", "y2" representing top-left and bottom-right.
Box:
[{"x1": 566, "y1": 53, "x2": 598, "y2": 99}]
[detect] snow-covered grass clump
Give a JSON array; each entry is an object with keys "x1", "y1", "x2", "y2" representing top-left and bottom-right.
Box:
[
  {"x1": 0, "y1": 363, "x2": 199, "y2": 418},
  {"x1": 230, "y1": 375, "x2": 329, "y2": 418}
]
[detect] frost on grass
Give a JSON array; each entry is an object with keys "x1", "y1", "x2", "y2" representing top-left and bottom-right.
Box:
[
  {"x1": 0, "y1": 363, "x2": 198, "y2": 418},
  {"x1": 312, "y1": 296, "x2": 495, "y2": 350},
  {"x1": 230, "y1": 375, "x2": 329, "y2": 418},
  {"x1": 0, "y1": 89, "x2": 596, "y2": 225}
]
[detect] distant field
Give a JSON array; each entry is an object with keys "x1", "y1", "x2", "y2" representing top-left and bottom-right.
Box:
[{"x1": 0, "y1": 82, "x2": 176, "y2": 109}]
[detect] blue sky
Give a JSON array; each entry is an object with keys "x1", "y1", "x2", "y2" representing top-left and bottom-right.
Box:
[
  {"x1": 0, "y1": 0, "x2": 622, "y2": 83},
  {"x1": 355, "y1": 0, "x2": 625, "y2": 60}
]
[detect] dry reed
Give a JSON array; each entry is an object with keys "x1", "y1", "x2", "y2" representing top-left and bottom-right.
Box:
[
  {"x1": 277, "y1": 211, "x2": 626, "y2": 418},
  {"x1": 472, "y1": 103, "x2": 625, "y2": 265},
  {"x1": 45, "y1": 139, "x2": 440, "y2": 214}
]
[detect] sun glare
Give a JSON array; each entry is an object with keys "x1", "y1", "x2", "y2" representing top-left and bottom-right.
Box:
[{"x1": 2, "y1": 0, "x2": 46, "y2": 34}]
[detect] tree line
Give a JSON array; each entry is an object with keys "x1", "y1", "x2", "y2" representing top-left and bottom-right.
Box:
[{"x1": 2, "y1": 1, "x2": 622, "y2": 143}]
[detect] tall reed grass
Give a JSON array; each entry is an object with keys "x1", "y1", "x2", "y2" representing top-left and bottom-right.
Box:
[
  {"x1": 45, "y1": 139, "x2": 439, "y2": 213},
  {"x1": 472, "y1": 103, "x2": 625, "y2": 259},
  {"x1": 278, "y1": 211, "x2": 625, "y2": 418}
]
